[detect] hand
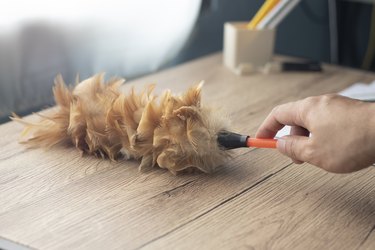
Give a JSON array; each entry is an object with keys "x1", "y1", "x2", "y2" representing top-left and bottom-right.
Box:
[{"x1": 256, "y1": 94, "x2": 375, "y2": 173}]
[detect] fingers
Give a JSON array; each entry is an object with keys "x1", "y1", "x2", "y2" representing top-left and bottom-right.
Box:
[
  {"x1": 256, "y1": 99, "x2": 313, "y2": 164},
  {"x1": 256, "y1": 101, "x2": 308, "y2": 139},
  {"x1": 277, "y1": 135, "x2": 310, "y2": 164}
]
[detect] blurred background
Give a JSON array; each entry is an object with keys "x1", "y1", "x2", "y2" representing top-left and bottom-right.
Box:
[{"x1": 0, "y1": 0, "x2": 374, "y2": 123}]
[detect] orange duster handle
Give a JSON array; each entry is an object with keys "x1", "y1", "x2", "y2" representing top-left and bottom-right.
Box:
[{"x1": 247, "y1": 138, "x2": 277, "y2": 148}]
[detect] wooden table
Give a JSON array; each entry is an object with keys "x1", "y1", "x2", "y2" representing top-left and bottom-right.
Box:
[{"x1": 1, "y1": 53, "x2": 374, "y2": 250}]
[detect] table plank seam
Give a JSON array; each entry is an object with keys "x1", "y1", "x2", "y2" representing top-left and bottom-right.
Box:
[{"x1": 135, "y1": 162, "x2": 294, "y2": 250}]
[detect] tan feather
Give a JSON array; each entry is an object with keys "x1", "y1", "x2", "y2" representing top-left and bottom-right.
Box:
[{"x1": 14, "y1": 75, "x2": 232, "y2": 174}]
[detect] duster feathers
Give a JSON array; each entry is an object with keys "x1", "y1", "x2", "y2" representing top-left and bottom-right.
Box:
[{"x1": 13, "y1": 74, "x2": 231, "y2": 174}]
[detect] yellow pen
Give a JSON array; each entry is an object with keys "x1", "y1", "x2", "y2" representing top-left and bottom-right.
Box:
[{"x1": 247, "y1": 0, "x2": 280, "y2": 29}]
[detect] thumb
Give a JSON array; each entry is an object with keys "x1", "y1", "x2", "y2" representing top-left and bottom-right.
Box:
[{"x1": 277, "y1": 135, "x2": 310, "y2": 163}]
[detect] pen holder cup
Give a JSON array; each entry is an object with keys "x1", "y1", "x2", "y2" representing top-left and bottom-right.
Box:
[{"x1": 223, "y1": 22, "x2": 275, "y2": 75}]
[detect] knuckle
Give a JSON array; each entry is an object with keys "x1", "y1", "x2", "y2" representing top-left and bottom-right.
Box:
[
  {"x1": 299, "y1": 94, "x2": 337, "y2": 126},
  {"x1": 296, "y1": 103, "x2": 307, "y2": 125},
  {"x1": 320, "y1": 94, "x2": 337, "y2": 106},
  {"x1": 286, "y1": 139, "x2": 299, "y2": 160},
  {"x1": 301, "y1": 143, "x2": 314, "y2": 162},
  {"x1": 302, "y1": 96, "x2": 318, "y2": 106},
  {"x1": 298, "y1": 98, "x2": 316, "y2": 123},
  {"x1": 271, "y1": 105, "x2": 280, "y2": 115}
]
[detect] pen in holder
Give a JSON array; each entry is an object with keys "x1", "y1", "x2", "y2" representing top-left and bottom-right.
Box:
[{"x1": 223, "y1": 22, "x2": 275, "y2": 75}]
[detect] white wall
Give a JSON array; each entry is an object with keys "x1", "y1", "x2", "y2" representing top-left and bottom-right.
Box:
[{"x1": 0, "y1": 0, "x2": 201, "y2": 119}]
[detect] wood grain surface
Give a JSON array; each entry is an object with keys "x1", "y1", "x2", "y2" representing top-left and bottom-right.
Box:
[{"x1": 0, "y1": 53, "x2": 374, "y2": 250}]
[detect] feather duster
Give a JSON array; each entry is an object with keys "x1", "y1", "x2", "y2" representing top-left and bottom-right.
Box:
[{"x1": 12, "y1": 74, "x2": 232, "y2": 174}]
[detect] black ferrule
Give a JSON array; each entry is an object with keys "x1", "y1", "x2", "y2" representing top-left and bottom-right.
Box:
[{"x1": 217, "y1": 131, "x2": 248, "y2": 150}]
